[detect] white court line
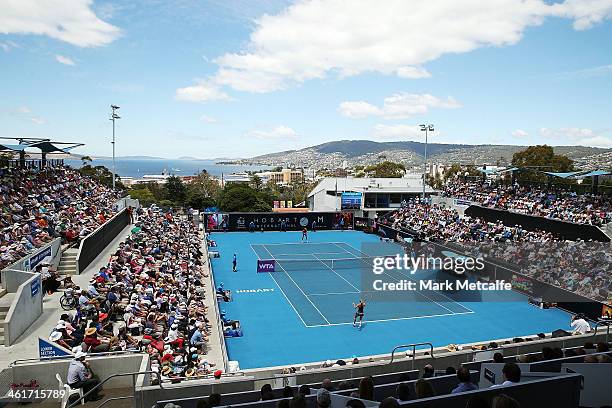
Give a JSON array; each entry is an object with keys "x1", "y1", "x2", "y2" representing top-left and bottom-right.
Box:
[
  {"x1": 311, "y1": 253, "x2": 361, "y2": 292},
  {"x1": 309, "y1": 290, "x2": 379, "y2": 296},
  {"x1": 261, "y1": 244, "x2": 331, "y2": 325},
  {"x1": 342, "y1": 241, "x2": 473, "y2": 312},
  {"x1": 339, "y1": 243, "x2": 457, "y2": 315},
  {"x1": 261, "y1": 242, "x2": 354, "y2": 246},
  {"x1": 268, "y1": 252, "x2": 348, "y2": 256},
  {"x1": 249, "y1": 244, "x2": 309, "y2": 327},
  {"x1": 391, "y1": 267, "x2": 474, "y2": 313},
  {"x1": 305, "y1": 310, "x2": 475, "y2": 328}
]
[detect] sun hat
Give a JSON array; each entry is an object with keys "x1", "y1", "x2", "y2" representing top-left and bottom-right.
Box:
[
  {"x1": 85, "y1": 327, "x2": 97, "y2": 336},
  {"x1": 49, "y1": 331, "x2": 62, "y2": 341}
]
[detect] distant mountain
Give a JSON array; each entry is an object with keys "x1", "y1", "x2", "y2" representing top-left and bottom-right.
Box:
[
  {"x1": 92, "y1": 155, "x2": 167, "y2": 160},
  {"x1": 235, "y1": 140, "x2": 612, "y2": 170}
]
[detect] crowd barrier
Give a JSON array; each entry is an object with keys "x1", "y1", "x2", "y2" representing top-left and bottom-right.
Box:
[
  {"x1": 464, "y1": 205, "x2": 610, "y2": 242},
  {"x1": 75, "y1": 208, "x2": 130, "y2": 274},
  {"x1": 0, "y1": 238, "x2": 61, "y2": 346}
]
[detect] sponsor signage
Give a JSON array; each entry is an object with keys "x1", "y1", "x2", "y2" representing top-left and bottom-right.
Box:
[
  {"x1": 38, "y1": 338, "x2": 72, "y2": 359},
  {"x1": 30, "y1": 276, "x2": 41, "y2": 298},
  {"x1": 257, "y1": 259, "x2": 276, "y2": 273},
  {"x1": 228, "y1": 212, "x2": 350, "y2": 231},
  {"x1": 28, "y1": 246, "x2": 52, "y2": 271}
]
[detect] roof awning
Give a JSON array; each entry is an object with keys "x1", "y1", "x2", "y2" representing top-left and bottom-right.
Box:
[
  {"x1": 30, "y1": 141, "x2": 68, "y2": 153},
  {"x1": 543, "y1": 171, "x2": 584, "y2": 179},
  {"x1": 0, "y1": 143, "x2": 28, "y2": 152},
  {"x1": 574, "y1": 170, "x2": 612, "y2": 179}
]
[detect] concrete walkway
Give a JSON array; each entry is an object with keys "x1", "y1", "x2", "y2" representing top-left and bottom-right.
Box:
[
  {"x1": 199, "y1": 232, "x2": 226, "y2": 371},
  {"x1": 0, "y1": 224, "x2": 134, "y2": 370}
]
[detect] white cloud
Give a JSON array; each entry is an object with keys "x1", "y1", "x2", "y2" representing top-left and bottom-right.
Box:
[
  {"x1": 245, "y1": 125, "x2": 299, "y2": 139},
  {"x1": 199, "y1": 115, "x2": 218, "y2": 123},
  {"x1": 396, "y1": 66, "x2": 432, "y2": 79},
  {"x1": 540, "y1": 127, "x2": 595, "y2": 139},
  {"x1": 577, "y1": 135, "x2": 612, "y2": 147},
  {"x1": 539, "y1": 127, "x2": 612, "y2": 147},
  {"x1": 371, "y1": 124, "x2": 421, "y2": 140},
  {"x1": 552, "y1": 64, "x2": 612, "y2": 80},
  {"x1": 340, "y1": 93, "x2": 461, "y2": 119},
  {"x1": 3, "y1": 105, "x2": 45, "y2": 125},
  {"x1": 177, "y1": 0, "x2": 612, "y2": 97},
  {"x1": 512, "y1": 129, "x2": 529, "y2": 137},
  {"x1": 338, "y1": 101, "x2": 383, "y2": 118},
  {"x1": 0, "y1": 0, "x2": 121, "y2": 47},
  {"x1": 0, "y1": 40, "x2": 18, "y2": 52},
  {"x1": 549, "y1": 0, "x2": 612, "y2": 30},
  {"x1": 55, "y1": 55, "x2": 75, "y2": 66},
  {"x1": 175, "y1": 80, "x2": 232, "y2": 102}
]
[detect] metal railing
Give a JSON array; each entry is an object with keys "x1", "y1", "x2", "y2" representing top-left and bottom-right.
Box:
[
  {"x1": 9, "y1": 350, "x2": 144, "y2": 367},
  {"x1": 592, "y1": 321, "x2": 611, "y2": 343},
  {"x1": 68, "y1": 370, "x2": 163, "y2": 408},
  {"x1": 389, "y1": 342, "x2": 435, "y2": 368}
]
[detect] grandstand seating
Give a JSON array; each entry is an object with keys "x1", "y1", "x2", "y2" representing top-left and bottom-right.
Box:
[
  {"x1": 0, "y1": 166, "x2": 121, "y2": 270},
  {"x1": 442, "y1": 180, "x2": 612, "y2": 226}
]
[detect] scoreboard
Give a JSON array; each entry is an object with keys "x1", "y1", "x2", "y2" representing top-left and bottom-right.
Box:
[{"x1": 341, "y1": 192, "x2": 362, "y2": 210}]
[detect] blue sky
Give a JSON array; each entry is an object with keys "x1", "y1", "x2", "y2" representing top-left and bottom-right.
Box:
[{"x1": 1, "y1": 0, "x2": 611, "y2": 159}]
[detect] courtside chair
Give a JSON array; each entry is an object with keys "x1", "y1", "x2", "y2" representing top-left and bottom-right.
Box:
[{"x1": 56, "y1": 373, "x2": 84, "y2": 407}]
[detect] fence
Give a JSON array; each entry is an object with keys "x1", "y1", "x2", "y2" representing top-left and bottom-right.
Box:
[
  {"x1": 76, "y1": 208, "x2": 130, "y2": 274},
  {"x1": 1, "y1": 269, "x2": 43, "y2": 346}
]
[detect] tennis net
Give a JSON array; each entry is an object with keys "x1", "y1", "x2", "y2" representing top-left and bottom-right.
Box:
[{"x1": 272, "y1": 256, "x2": 378, "y2": 272}]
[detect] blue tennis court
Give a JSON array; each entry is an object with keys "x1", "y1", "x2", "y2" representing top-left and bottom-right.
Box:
[{"x1": 210, "y1": 231, "x2": 572, "y2": 369}]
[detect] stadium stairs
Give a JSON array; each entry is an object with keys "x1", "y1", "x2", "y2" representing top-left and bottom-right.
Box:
[
  {"x1": 0, "y1": 305, "x2": 7, "y2": 343},
  {"x1": 57, "y1": 248, "x2": 79, "y2": 276}
]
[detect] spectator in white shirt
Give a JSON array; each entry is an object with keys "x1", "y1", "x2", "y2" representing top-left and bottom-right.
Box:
[{"x1": 570, "y1": 315, "x2": 591, "y2": 335}]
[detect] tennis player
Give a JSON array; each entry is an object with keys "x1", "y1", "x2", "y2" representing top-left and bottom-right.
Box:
[
  {"x1": 353, "y1": 298, "x2": 366, "y2": 328},
  {"x1": 232, "y1": 253, "x2": 237, "y2": 272},
  {"x1": 301, "y1": 227, "x2": 308, "y2": 242}
]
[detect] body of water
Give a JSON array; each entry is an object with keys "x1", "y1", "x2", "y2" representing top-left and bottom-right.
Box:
[{"x1": 65, "y1": 158, "x2": 270, "y2": 178}]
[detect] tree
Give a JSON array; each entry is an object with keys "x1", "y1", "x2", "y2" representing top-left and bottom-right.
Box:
[
  {"x1": 364, "y1": 161, "x2": 406, "y2": 178},
  {"x1": 185, "y1": 171, "x2": 220, "y2": 209},
  {"x1": 218, "y1": 184, "x2": 272, "y2": 212},
  {"x1": 79, "y1": 164, "x2": 124, "y2": 189},
  {"x1": 164, "y1": 176, "x2": 187, "y2": 205},
  {"x1": 511, "y1": 145, "x2": 574, "y2": 182},
  {"x1": 511, "y1": 145, "x2": 574, "y2": 172},
  {"x1": 80, "y1": 155, "x2": 92, "y2": 166},
  {"x1": 129, "y1": 188, "x2": 156, "y2": 206},
  {"x1": 250, "y1": 174, "x2": 264, "y2": 190}
]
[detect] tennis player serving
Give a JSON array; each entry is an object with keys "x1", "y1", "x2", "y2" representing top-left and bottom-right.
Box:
[{"x1": 353, "y1": 298, "x2": 366, "y2": 328}]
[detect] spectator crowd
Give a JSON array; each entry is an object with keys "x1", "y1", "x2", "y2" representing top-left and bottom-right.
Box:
[
  {"x1": 51, "y1": 205, "x2": 222, "y2": 386},
  {"x1": 442, "y1": 181, "x2": 612, "y2": 226},
  {"x1": 385, "y1": 201, "x2": 559, "y2": 243},
  {"x1": 0, "y1": 166, "x2": 121, "y2": 269},
  {"x1": 383, "y1": 200, "x2": 611, "y2": 303}
]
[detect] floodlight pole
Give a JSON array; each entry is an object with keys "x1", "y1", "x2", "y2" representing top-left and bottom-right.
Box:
[
  {"x1": 420, "y1": 124, "x2": 434, "y2": 201},
  {"x1": 110, "y1": 105, "x2": 121, "y2": 190}
]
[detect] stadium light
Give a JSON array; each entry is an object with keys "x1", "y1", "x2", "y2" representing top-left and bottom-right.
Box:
[
  {"x1": 110, "y1": 105, "x2": 121, "y2": 190},
  {"x1": 420, "y1": 124, "x2": 434, "y2": 200}
]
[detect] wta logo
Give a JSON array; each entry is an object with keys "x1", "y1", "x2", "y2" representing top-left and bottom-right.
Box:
[{"x1": 257, "y1": 259, "x2": 276, "y2": 273}]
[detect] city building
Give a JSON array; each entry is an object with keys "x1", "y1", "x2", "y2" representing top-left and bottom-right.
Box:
[
  {"x1": 259, "y1": 168, "x2": 303, "y2": 185},
  {"x1": 307, "y1": 175, "x2": 437, "y2": 218}
]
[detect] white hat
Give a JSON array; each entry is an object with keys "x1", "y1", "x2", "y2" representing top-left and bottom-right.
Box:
[
  {"x1": 75, "y1": 351, "x2": 87, "y2": 359},
  {"x1": 49, "y1": 331, "x2": 62, "y2": 341}
]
